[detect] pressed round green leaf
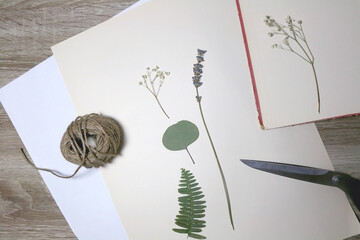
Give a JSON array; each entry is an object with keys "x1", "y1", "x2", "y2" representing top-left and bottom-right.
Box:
[{"x1": 162, "y1": 120, "x2": 199, "y2": 151}]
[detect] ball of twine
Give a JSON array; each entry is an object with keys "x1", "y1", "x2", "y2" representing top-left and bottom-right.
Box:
[
  {"x1": 60, "y1": 113, "x2": 122, "y2": 169},
  {"x1": 21, "y1": 113, "x2": 122, "y2": 178}
]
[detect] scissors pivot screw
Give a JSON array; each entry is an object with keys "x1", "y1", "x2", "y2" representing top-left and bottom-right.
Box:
[{"x1": 332, "y1": 175, "x2": 341, "y2": 184}]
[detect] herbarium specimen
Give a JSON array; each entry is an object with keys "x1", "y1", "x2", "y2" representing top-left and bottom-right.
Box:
[
  {"x1": 162, "y1": 120, "x2": 199, "y2": 164},
  {"x1": 173, "y1": 168, "x2": 207, "y2": 239},
  {"x1": 192, "y1": 49, "x2": 235, "y2": 229},
  {"x1": 139, "y1": 66, "x2": 171, "y2": 118},
  {"x1": 265, "y1": 15, "x2": 320, "y2": 113}
]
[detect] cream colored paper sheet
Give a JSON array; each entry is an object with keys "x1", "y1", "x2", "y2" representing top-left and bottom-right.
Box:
[
  {"x1": 239, "y1": 0, "x2": 360, "y2": 129},
  {"x1": 52, "y1": 0, "x2": 360, "y2": 239}
]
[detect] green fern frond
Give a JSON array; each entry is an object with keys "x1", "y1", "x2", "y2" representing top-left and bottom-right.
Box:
[{"x1": 173, "y1": 168, "x2": 207, "y2": 239}]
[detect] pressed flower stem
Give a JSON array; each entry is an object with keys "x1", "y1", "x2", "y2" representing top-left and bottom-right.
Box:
[
  {"x1": 292, "y1": 38, "x2": 320, "y2": 113},
  {"x1": 195, "y1": 88, "x2": 235, "y2": 230},
  {"x1": 144, "y1": 84, "x2": 170, "y2": 119},
  {"x1": 185, "y1": 147, "x2": 195, "y2": 164},
  {"x1": 142, "y1": 70, "x2": 170, "y2": 119},
  {"x1": 270, "y1": 19, "x2": 320, "y2": 113},
  {"x1": 154, "y1": 96, "x2": 170, "y2": 119},
  {"x1": 301, "y1": 25, "x2": 320, "y2": 113},
  {"x1": 293, "y1": 35, "x2": 320, "y2": 113},
  {"x1": 311, "y1": 63, "x2": 320, "y2": 113}
]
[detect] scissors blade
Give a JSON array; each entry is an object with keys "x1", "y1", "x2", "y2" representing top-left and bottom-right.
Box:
[
  {"x1": 240, "y1": 159, "x2": 335, "y2": 187},
  {"x1": 240, "y1": 159, "x2": 360, "y2": 221}
]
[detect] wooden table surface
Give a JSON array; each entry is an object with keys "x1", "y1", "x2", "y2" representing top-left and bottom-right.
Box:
[{"x1": 0, "y1": 1, "x2": 359, "y2": 239}]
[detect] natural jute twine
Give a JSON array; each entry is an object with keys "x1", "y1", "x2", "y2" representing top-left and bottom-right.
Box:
[{"x1": 22, "y1": 113, "x2": 122, "y2": 178}]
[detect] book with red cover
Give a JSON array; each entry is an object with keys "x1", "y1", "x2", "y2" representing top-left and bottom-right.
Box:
[{"x1": 237, "y1": 0, "x2": 360, "y2": 129}]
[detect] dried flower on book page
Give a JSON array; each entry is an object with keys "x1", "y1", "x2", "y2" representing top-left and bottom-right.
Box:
[{"x1": 265, "y1": 15, "x2": 320, "y2": 113}]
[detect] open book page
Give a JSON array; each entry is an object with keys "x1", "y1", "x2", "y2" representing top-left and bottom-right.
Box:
[
  {"x1": 52, "y1": 0, "x2": 360, "y2": 239},
  {"x1": 238, "y1": 0, "x2": 360, "y2": 129}
]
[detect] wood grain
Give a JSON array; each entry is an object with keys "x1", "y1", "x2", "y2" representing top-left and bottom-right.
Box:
[{"x1": 0, "y1": 1, "x2": 359, "y2": 239}]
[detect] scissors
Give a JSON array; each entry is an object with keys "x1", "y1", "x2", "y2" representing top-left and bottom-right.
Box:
[{"x1": 240, "y1": 159, "x2": 360, "y2": 221}]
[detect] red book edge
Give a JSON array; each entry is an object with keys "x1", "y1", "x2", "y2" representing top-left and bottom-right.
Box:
[{"x1": 235, "y1": 0, "x2": 264, "y2": 129}]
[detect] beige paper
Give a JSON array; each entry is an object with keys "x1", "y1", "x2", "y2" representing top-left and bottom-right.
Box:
[
  {"x1": 52, "y1": 0, "x2": 360, "y2": 239},
  {"x1": 239, "y1": 0, "x2": 360, "y2": 129}
]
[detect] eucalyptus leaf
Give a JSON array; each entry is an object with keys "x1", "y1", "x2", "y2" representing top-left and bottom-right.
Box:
[{"x1": 162, "y1": 120, "x2": 199, "y2": 151}]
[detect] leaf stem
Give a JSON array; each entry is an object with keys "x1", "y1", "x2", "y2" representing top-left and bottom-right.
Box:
[
  {"x1": 185, "y1": 147, "x2": 195, "y2": 164},
  {"x1": 195, "y1": 88, "x2": 235, "y2": 230}
]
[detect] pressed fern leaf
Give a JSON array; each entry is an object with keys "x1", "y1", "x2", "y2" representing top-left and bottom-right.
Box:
[{"x1": 173, "y1": 168, "x2": 207, "y2": 239}]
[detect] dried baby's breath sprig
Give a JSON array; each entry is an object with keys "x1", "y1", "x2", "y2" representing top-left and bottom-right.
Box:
[
  {"x1": 265, "y1": 15, "x2": 320, "y2": 113},
  {"x1": 139, "y1": 66, "x2": 171, "y2": 118}
]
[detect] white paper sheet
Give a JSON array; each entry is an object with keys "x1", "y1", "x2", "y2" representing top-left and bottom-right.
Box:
[
  {"x1": 0, "y1": 56, "x2": 128, "y2": 240},
  {"x1": 0, "y1": 1, "x2": 149, "y2": 239},
  {"x1": 51, "y1": 0, "x2": 360, "y2": 239}
]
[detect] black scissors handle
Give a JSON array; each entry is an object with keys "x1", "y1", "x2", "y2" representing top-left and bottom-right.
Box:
[{"x1": 333, "y1": 173, "x2": 360, "y2": 219}]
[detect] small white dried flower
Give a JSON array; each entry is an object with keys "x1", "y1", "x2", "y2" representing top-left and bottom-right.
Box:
[
  {"x1": 268, "y1": 32, "x2": 274, "y2": 37},
  {"x1": 282, "y1": 38, "x2": 289, "y2": 45},
  {"x1": 297, "y1": 20, "x2": 302, "y2": 24},
  {"x1": 285, "y1": 16, "x2": 292, "y2": 24},
  {"x1": 264, "y1": 19, "x2": 275, "y2": 27}
]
